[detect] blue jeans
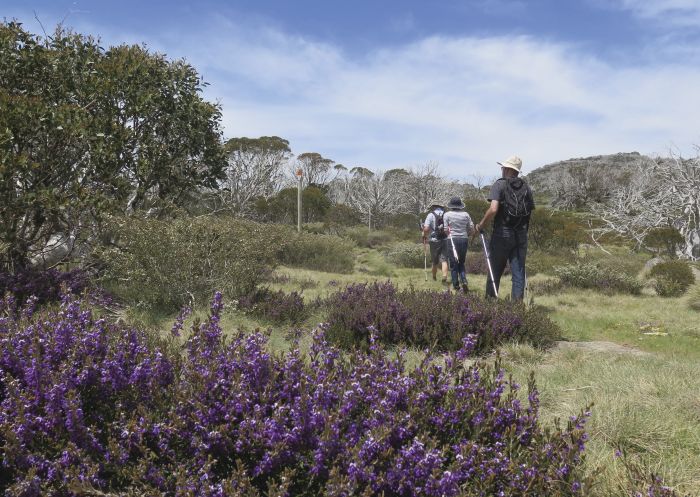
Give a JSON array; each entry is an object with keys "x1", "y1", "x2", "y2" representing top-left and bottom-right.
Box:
[
  {"x1": 485, "y1": 227, "x2": 528, "y2": 300},
  {"x1": 447, "y1": 237, "x2": 468, "y2": 289}
]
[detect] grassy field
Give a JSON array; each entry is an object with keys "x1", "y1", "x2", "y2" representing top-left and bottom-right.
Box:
[{"x1": 138, "y1": 243, "x2": 700, "y2": 496}]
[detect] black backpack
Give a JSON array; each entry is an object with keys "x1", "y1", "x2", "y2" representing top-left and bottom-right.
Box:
[
  {"x1": 432, "y1": 210, "x2": 447, "y2": 239},
  {"x1": 500, "y1": 177, "x2": 533, "y2": 228}
]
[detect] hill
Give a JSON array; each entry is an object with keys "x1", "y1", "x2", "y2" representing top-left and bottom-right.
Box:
[{"x1": 526, "y1": 152, "x2": 647, "y2": 196}]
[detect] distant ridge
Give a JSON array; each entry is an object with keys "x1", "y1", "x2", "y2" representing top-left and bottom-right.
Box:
[{"x1": 525, "y1": 152, "x2": 647, "y2": 196}]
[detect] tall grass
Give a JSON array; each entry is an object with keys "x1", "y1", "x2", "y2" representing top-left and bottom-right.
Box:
[{"x1": 500, "y1": 343, "x2": 700, "y2": 496}]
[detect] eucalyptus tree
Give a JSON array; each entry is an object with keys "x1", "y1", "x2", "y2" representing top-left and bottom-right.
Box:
[
  {"x1": 0, "y1": 22, "x2": 225, "y2": 269},
  {"x1": 218, "y1": 136, "x2": 291, "y2": 216},
  {"x1": 347, "y1": 169, "x2": 409, "y2": 230},
  {"x1": 401, "y1": 162, "x2": 463, "y2": 215},
  {"x1": 295, "y1": 152, "x2": 335, "y2": 188}
]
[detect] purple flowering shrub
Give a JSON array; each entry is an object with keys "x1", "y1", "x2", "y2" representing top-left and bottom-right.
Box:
[
  {"x1": 0, "y1": 268, "x2": 90, "y2": 304},
  {"x1": 0, "y1": 292, "x2": 590, "y2": 496},
  {"x1": 324, "y1": 282, "x2": 560, "y2": 353},
  {"x1": 237, "y1": 287, "x2": 308, "y2": 324}
]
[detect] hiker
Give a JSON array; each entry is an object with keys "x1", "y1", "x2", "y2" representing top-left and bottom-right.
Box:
[
  {"x1": 443, "y1": 197, "x2": 475, "y2": 292},
  {"x1": 422, "y1": 203, "x2": 449, "y2": 285},
  {"x1": 474, "y1": 155, "x2": 535, "y2": 301}
]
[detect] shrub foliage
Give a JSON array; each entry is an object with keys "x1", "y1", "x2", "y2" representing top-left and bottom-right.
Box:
[
  {"x1": 0, "y1": 293, "x2": 590, "y2": 496},
  {"x1": 384, "y1": 242, "x2": 425, "y2": 268},
  {"x1": 96, "y1": 216, "x2": 285, "y2": 310},
  {"x1": 0, "y1": 268, "x2": 91, "y2": 304},
  {"x1": 237, "y1": 287, "x2": 308, "y2": 324},
  {"x1": 278, "y1": 231, "x2": 355, "y2": 274},
  {"x1": 554, "y1": 261, "x2": 643, "y2": 295},
  {"x1": 649, "y1": 260, "x2": 695, "y2": 297},
  {"x1": 324, "y1": 282, "x2": 560, "y2": 352}
]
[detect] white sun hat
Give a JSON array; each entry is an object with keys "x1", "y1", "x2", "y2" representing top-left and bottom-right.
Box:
[{"x1": 497, "y1": 155, "x2": 522, "y2": 172}]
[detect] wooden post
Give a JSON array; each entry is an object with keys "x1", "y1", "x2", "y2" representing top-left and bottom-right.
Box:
[{"x1": 296, "y1": 168, "x2": 303, "y2": 233}]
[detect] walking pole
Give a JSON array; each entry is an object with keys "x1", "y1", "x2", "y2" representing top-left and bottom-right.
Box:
[
  {"x1": 420, "y1": 223, "x2": 428, "y2": 281},
  {"x1": 479, "y1": 229, "x2": 498, "y2": 298},
  {"x1": 524, "y1": 269, "x2": 529, "y2": 304},
  {"x1": 448, "y1": 229, "x2": 459, "y2": 261}
]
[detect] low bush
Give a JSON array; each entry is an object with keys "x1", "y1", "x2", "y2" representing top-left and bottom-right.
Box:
[
  {"x1": 528, "y1": 277, "x2": 565, "y2": 296},
  {"x1": 0, "y1": 293, "x2": 590, "y2": 496},
  {"x1": 324, "y1": 281, "x2": 560, "y2": 352},
  {"x1": 279, "y1": 231, "x2": 355, "y2": 273},
  {"x1": 466, "y1": 248, "x2": 511, "y2": 276},
  {"x1": 0, "y1": 267, "x2": 91, "y2": 304},
  {"x1": 648, "y1": 260, "x2": 695, "y2": 297},
  {"x1": 554, "y1": 261, "x2": 643, "y2": 295},
  {"x1": 95, "y1": 215, "x2": 286, "y2": 310},
  {"x1": 644, "y1": 227, "x2": 685, "y2": 257},
  {"x1": 343, "y1": 226, "x2": 395, "y2": 248},
  {"x1": 528, "y1": 250, "x2": 577, "y2": 277},
  {"x1": 688, "y1": 285, "x2": 700, "y2": 312},
  {"x1": 237, "y1": 287, "x2": 308, "y2": 324},
  {"x1": 528, "y1": 209, "x2": 588, "y2": 252},
  {"x1": 383, "y1": 242, "x2": 424, "y2": 268}
]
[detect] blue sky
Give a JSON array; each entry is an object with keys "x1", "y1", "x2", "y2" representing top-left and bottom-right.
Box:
[{"x1": 3, "y1": 0, "x2": 700, "y2": 179}]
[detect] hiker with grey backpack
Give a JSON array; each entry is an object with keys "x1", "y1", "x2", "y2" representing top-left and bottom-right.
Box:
[
  {"x1": 422, "y1": 203, "x2": 450, "y2": 285},
  {"x1": 474, "y1": 155, "x2": 535, "y2": 301}
]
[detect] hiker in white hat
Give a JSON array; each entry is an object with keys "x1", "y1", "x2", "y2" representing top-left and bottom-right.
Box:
[{"x1": 473, "y1": 155, "x2": 535, "y2": 301}]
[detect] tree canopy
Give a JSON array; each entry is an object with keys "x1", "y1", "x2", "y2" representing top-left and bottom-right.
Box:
[{"x1": 0, "y1": 22, "x2": 226, "y2": 269}]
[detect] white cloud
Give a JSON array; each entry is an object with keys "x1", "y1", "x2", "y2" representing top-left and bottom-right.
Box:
[
  {"x1": 606, "y1": 0, "x2": 700, "y2": 26},
  {"x1": 187, "y1": 21, "x2": 700, "y2": 178},
  {"x1": 6, "y1": 9, "x2": 700, "y2": 179}
]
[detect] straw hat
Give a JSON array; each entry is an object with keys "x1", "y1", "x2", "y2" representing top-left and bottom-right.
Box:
[{"x1": 497, "y1": 155, "x2": 522, "y2": 172}]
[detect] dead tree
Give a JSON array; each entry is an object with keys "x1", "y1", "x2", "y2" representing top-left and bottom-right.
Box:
[{"x1": 592, "y1": 151, "x2": 700, "y2": 259}]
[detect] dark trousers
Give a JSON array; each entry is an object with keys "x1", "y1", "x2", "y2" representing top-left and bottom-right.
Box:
[
  {"x1": 447, "y1": 237, "x2": 468, "y2": 289},
  {"x1": 485, "y1": 227, "x2": 528, "y2": 300}
]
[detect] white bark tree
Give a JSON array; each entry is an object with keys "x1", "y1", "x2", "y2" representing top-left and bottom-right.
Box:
[
  {"x1": 347, "y1": 169, "x2": 409, "y2": 230},
  {"x1": 592, "y1": 151, "x2": 700, "y2": 259},
  {"x1": 399, "y1": 161, "x2": 463, "y2": 214},
  {"x1": 219, "y1": 136, "x2": 291, "y2": 216},
  {"x1": 294, "y1": 152, "x2": 335, "y2": 188}
]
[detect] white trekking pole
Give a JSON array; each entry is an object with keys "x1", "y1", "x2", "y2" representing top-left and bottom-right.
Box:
[
  {"x1": 448, "y1": 226, "x2": 459, "y2": 289},
  {"x1": 479, "y1": 229, "x2": 498, "y2": 298},
  {"x1": 420, "y1": 222, "x2": 428, "y2": 281},
  {"x1": 448, "y1": 229, "x2": 458, "y2": 261}
]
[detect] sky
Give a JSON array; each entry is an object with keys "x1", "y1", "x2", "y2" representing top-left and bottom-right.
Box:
[{"x1": 3, "y1": 0, "x2": 700, "y2": 180}]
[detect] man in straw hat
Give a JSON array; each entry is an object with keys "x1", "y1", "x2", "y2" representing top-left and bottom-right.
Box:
[
  {"x1": 422, "y1": 202, "x2": 449, "y2": 284},
  {"x1": 473, "y1": 155, "x2": 535, "y2": 301}
]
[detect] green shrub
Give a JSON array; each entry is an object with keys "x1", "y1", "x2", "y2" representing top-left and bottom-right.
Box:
[
  {"x1": 644, "y1": 226, "x2": 685, "y2": 257},
  {"x1": 528, "y1": 209, "x2": 587, "y2": 252},
  {"x1": 528, "y1": 250, "x2": 575, "y2": 276},
  {"x1": 324, "y1": 204, "x2": 363, "y2": 227},
  {"x1": 237, "y1": 287, "x2": 308, "y2": 324},
  {"x1": 649, "y1": 260, "x2": 695, "y2": 297},
  {"x1": 462, "y1": 199, "x2": 489, "y2": 222},
  {"x1": 554, "y1": 261, "x2": 643, "y2": 295},
  {"x1": 279, "y1": 231, "x2": 355, "y2": 273},
  {"x1": 384, "y1": 242, "x2": 424, "y2": 268},
  {"x1": 95, "y1": 216, "x2": 285, "y2": 310},
  {"x1": 687, "y1": 285, "x2": 700, "y2": 311},
  {"x1": 343, "y1": 226, "x2": 394, "y2": 248}
]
